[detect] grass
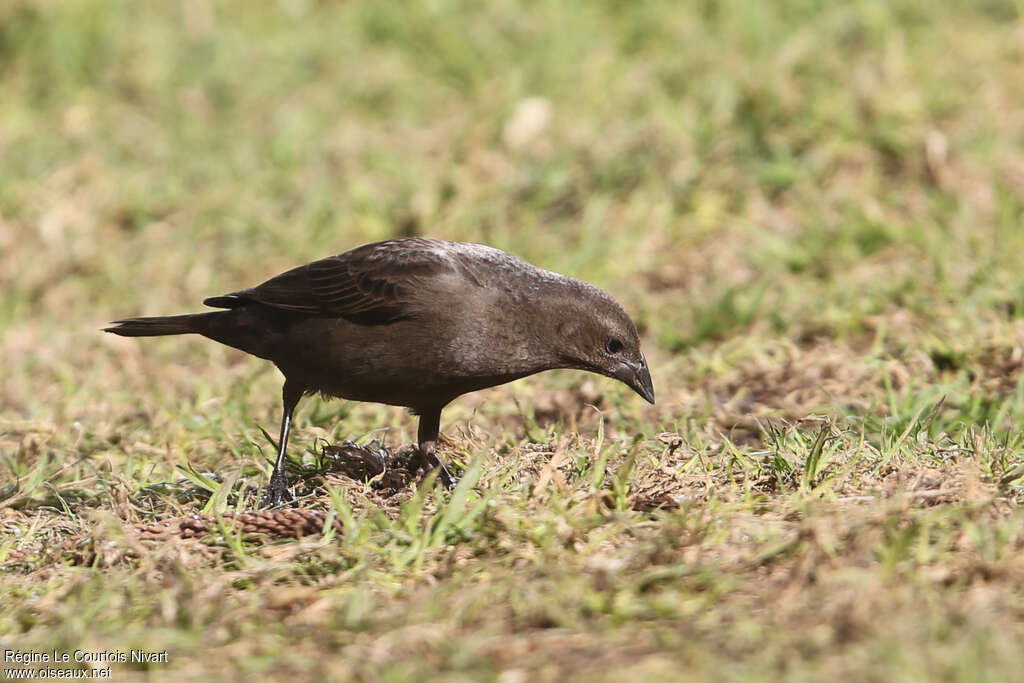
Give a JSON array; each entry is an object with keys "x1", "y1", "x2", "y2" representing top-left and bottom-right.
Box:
[{"x1": 3, "y1": 0, "x2": 1024, "y2": 680}]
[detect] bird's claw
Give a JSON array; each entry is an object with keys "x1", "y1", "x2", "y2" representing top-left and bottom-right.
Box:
[
  {"x1": 260, "y1": 471, "x2": 295, "y2": 508},
  {"x1": 420, "y1": 449, "x2": 457, "y2": 491},
  {"x1": 437, "y1": 465, "x2": 457, "y2": 491}
]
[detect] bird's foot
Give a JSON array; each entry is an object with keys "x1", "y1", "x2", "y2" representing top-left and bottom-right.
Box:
[{"x1": 260, "y1": 471, "x2": 295, "y2": 508}]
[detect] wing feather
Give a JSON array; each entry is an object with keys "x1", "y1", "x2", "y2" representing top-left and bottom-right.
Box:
[{"x1": 206, "y1": 239, "x2": 456, "y2": 325}]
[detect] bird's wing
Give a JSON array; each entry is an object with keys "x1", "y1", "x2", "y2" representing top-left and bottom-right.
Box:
[{"x1": 203, "y1": 239, "x2": 456, "y2": 325}]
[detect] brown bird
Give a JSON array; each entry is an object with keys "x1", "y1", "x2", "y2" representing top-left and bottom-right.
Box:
[{"x1": 105, "y1": 238, "x2": 655, "y2": 506}]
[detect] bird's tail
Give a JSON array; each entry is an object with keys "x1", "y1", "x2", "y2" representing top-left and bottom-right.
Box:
[{"x1": 103, "y1": 313, "x2": 218, "y2": 337}]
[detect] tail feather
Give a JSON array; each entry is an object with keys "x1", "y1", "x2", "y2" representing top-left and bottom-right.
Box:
[
  {"x1": 104, "y1": 314, "x2": 206, "y2": 337},
  {"x1": 104, "y1": 309, "x2": 276, "y2": 360}
]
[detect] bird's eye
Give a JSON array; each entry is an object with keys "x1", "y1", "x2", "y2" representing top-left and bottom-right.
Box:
[{"x1": 605, "y1": 336, "x2": 624, "y2": 354}]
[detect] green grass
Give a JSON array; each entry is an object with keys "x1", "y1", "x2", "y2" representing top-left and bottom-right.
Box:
[{"x1": 3, "y1": 0, "x2": 1024, "y2": 680}]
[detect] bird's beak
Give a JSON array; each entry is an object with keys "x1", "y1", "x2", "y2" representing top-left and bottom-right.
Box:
[{"x1": 613, "y1": 354, "x2": 656, "y2": 404}]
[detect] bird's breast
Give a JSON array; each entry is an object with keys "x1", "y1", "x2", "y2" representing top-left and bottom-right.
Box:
[{"x1": 270, "y1": 314, "x2": 547, "y2": 409}]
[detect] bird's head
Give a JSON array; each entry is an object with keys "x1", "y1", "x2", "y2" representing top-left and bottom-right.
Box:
[{"x1": 555, "y1": 282, "x2": 655, "y2": 404}]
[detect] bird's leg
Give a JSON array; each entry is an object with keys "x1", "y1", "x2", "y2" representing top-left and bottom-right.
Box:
[
  {"x1": 261, "y1": 380, "x2": 304, "y2": 508},
  {"x1": 417, "y1": 408, "x2": 456, "y2": 490}
]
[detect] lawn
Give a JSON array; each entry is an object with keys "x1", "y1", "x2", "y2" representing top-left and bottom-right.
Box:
[{"x1": 3, "y1": 0, "x2": 1024, "y2": 680}]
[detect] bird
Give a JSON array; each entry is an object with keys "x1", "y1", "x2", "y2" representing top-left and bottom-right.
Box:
[{"x1": 104, "y1": 238, "x2": 655, "y2": 507}]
